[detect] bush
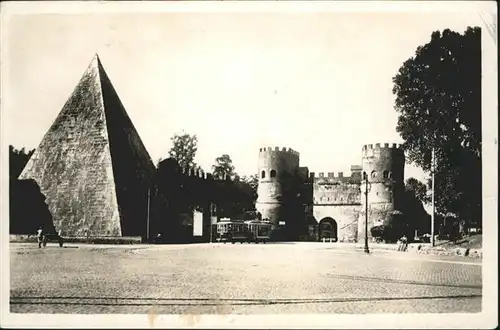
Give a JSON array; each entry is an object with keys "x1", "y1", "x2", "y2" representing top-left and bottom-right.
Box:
[
  {"x1": 371, "y1": 224, "x2": 407, "y2": 243},
  {"x1": 370, "y1": 225, "x2": 385, "y2": 238}
]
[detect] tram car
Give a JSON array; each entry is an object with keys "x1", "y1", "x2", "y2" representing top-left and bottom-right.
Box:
[
  {"x1": 216, "y1": 220, "x2": 252, "y2": 243},
  {"x1": 216, "y1": 219, "x2": 273, "y2": 243},
  {"x1": 244, "y1": 220, "x2": 272, "y2": 243}
]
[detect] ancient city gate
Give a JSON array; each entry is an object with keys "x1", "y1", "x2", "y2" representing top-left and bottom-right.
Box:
[{"x1": 318, "y1": 217, "x2": 338, "y2": 241}]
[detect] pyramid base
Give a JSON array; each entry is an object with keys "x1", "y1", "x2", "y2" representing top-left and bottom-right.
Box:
[{"x1": 10, "y1": 235, "x2": 143, "y2": 245}]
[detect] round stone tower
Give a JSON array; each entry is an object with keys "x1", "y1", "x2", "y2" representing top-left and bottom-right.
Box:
[
  {"x1": 256, "y1": 146, "x2": 300, "y2": 225},
  {"x1": 358, "y1": 143, "x2": 405, "y2": 240}
]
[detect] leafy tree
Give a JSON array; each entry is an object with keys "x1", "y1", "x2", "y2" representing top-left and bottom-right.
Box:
[
  {"x1": 392, "y1": 27, "x2": 481, "y2": 231},
  {"x1": 211, "y1": 154, "x2": 235, "y2": 179},
  {"x1": 405, "y1": 177, "x2": 429, "y2": 204},
  {"x1": 381, "y1": 210, "x2": 408, "y2": 243},
  {"x1": 402, "y1": 177, "x2": 432, "y2": 236},
  {"x1": 9, "y1": 146, "x2": 56, "y2": 235},
  {"x1": 168, "y1": 132, "x2": 199, "y2": 169},
  {"x1": 370, "y1": 225, "x2": 386, "y2": 240},
  {"x1": 9, "y1": 145, "x2": 35, "y2": 179},
  {"x1": 241, "y1": 174, "x2": 258, "y2": 191}
]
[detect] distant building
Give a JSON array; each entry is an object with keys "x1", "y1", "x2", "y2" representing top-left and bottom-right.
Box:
[{"x1": 255, "y1": 144, "x2": 406, "y2": 242}]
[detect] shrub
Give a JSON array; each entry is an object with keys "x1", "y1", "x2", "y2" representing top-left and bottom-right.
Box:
[{"x1": 370, "y1": 225, "x2": 385, "y2": 238}]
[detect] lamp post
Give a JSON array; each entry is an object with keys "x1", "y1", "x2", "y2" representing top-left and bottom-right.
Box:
[
  {"x1": 363, "y1": 173, "x2": 371, "y2": 254},
  {"x1": 430, "y1": 147, "x2": 436, "y2": 247},
  {"x1": 210, "y1": 203, "x2": 216, "y2": 243}
]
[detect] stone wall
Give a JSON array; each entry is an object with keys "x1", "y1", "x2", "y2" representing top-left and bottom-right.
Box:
[
  {"x1": 313, "y1": 180, "x2": 361, "y2": 205},
  {"x1": 313, "y1": 205, "x2": 360, "y2": 242}
]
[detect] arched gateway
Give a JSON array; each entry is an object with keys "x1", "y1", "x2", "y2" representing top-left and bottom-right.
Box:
[{"x1": 318, "y1": 217, "x2": 338, "y2": 242}]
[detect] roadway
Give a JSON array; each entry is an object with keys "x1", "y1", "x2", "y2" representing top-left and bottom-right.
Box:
[{"x1": 10, "y1": 242, "x2": 482, "y2": 314}]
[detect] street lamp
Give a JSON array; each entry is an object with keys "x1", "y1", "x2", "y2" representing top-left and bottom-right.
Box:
[
  {"x1": 210, "y1": 203, "x2": 216, "y2": 243},
  {"x1": 363, "y1": 172, "x2": 371, "y2": 254}
]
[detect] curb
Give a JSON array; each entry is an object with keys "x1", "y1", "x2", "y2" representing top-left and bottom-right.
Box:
[{"x1": 407, "y1": 244, "x2": 482, "y2": 259}]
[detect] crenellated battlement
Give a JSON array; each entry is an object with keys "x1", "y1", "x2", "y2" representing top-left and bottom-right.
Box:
[
  {"x1": 309, "y1": 173, "x2": 362, "y2": 186},
  {"x1": 308, "y1": 164, "x2": 362, "y2": 181},
  {"x1": 311, "y1": 172, "x2": 350, "y2": 179},
  {"x1": 179, "y1": 167, "x2": 231, "y2": 181},
  {"x1": 362, "y1": 142, "x2": 403, "y2": 151},
  {"x1": 259, "y1": 146, "x2": 300, "y2": 157}
]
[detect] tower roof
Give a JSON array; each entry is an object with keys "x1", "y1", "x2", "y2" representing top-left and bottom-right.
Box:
[{"x1": 19, "y1": 55, "x2": 156, "y2": 237}]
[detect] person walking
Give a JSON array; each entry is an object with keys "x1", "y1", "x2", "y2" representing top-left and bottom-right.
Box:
[
  {"x1": 400, "y1": 234, "x2": 408, "y2": 252},
  {"x1": 37, "y1": 226, "x2": 44, "y2": 248}
]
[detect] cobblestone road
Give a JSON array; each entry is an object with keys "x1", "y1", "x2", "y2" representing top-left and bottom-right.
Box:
[{"x1": 10, "y1": 242, "x2": 482, "y2": 314}]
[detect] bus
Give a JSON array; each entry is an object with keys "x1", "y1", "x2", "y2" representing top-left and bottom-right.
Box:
[{"x1": 216, "y1": 219, "x2": 273, "y2": 244}]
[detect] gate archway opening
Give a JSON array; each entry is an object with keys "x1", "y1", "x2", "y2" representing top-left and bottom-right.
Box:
[{"x1": 319, "y1": 217, "x2": 338, "y2": 242}]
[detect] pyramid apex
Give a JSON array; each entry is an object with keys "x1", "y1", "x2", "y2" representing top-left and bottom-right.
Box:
[
  {"x1": 91, "y1": 53, "x2": 102, "y2": 66},
  {"x1": 85, "y1": 53, "x2": 107, "y2": 79}
]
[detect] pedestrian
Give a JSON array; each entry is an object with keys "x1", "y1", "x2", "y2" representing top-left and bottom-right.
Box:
[
  {"x1": 37, "y1": 226, "x2": 44, "y2": 248},
  {"x1": 401, "y1": 234, "x2": 408, "y2": 252}
]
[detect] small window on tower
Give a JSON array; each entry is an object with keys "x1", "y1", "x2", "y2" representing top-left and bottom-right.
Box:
[
  {"x1": 371, "y1": 171, "x2": 377, "y2": 179},
  {"x1": 261, "y1": 170, "x2": 266, "y2": 179},
  {"x1": 383, "y1": 170, "x2": 389, "y2": 179},
  {"x1": 270, "y1": 170, "x2": 277, "y2": 178}
]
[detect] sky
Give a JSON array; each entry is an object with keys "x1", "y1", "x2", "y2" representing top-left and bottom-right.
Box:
[{"x1": 1, "y1": 3, "x2": 490, "y2": 182}]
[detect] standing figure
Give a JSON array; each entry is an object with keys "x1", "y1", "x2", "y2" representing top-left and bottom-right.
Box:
[
  {"x1": 400, "y1": 234, "x2": 408, "y2": 252},
  {"x1": 37, "y1": 226, "x2": 44, "y2": 248}
]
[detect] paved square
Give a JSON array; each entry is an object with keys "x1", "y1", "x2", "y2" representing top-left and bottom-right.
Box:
[{"x1": 10, "y1": 242, "x2": 481, "y2": 314}]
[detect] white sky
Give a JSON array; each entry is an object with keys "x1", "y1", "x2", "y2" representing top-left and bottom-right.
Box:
[{"x1": 1, "y1": 4, "x2": 489, "y2": 183}]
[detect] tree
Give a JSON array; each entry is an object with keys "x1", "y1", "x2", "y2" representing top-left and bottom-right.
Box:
[
  {"x1": 9, "y1": 145, "x2": 35, "y2": 179},
  {"x1": 403, "y1": 177, "x2": 432, "y2": 236},
  {"x1": 168, "y1": 132, "x2": 199, "y2": 169},
  {"x1": 392, "y1": 27, "x2": 481, "y2": 231},
  {"x1": 211, "y1": 154, "x2": 235, "y2": 179},
  {"x1": 241, "y1": 174, "x2": 259, "y2": 196},
  {"x1": 9, "y1": 146, "x2": 56, "y2": 235},
  {"x1": 405, "y1": 177, "x2": 429, "y2": 204}
]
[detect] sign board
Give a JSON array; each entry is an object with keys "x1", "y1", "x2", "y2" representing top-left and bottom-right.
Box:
[
  {"x1": 211, "y1": 216, "x2": 218, "y2": 225},
  {"x1": 279, "y1": 221, "x2": 286, "y2": 226},
  {"x1": 193, "y1": 211, "x2": 203, "y2": 236}
]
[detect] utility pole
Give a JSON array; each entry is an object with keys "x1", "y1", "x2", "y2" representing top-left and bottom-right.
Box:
[
  {"x1": 146, "y1": 188, "x2": 151, "y2": 242},
  {"x1": 364, "y1": 173, "x2": 370, "y2": 254},
  {"x1": 430, "y1": 147, "x2": 436, "y2": 247},
  {"x1": 210, "y1": 203, "x2": 213, "y2": 244}
]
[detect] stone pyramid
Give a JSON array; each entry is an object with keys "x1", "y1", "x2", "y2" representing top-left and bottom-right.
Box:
[{"x1": 19, "y1": 54, "x2": 156, "y2": 237}]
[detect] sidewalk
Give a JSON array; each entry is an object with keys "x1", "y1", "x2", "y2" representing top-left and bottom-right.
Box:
[{"x1": 316, "y1": 241, "x2": 482, "y2": 259}]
